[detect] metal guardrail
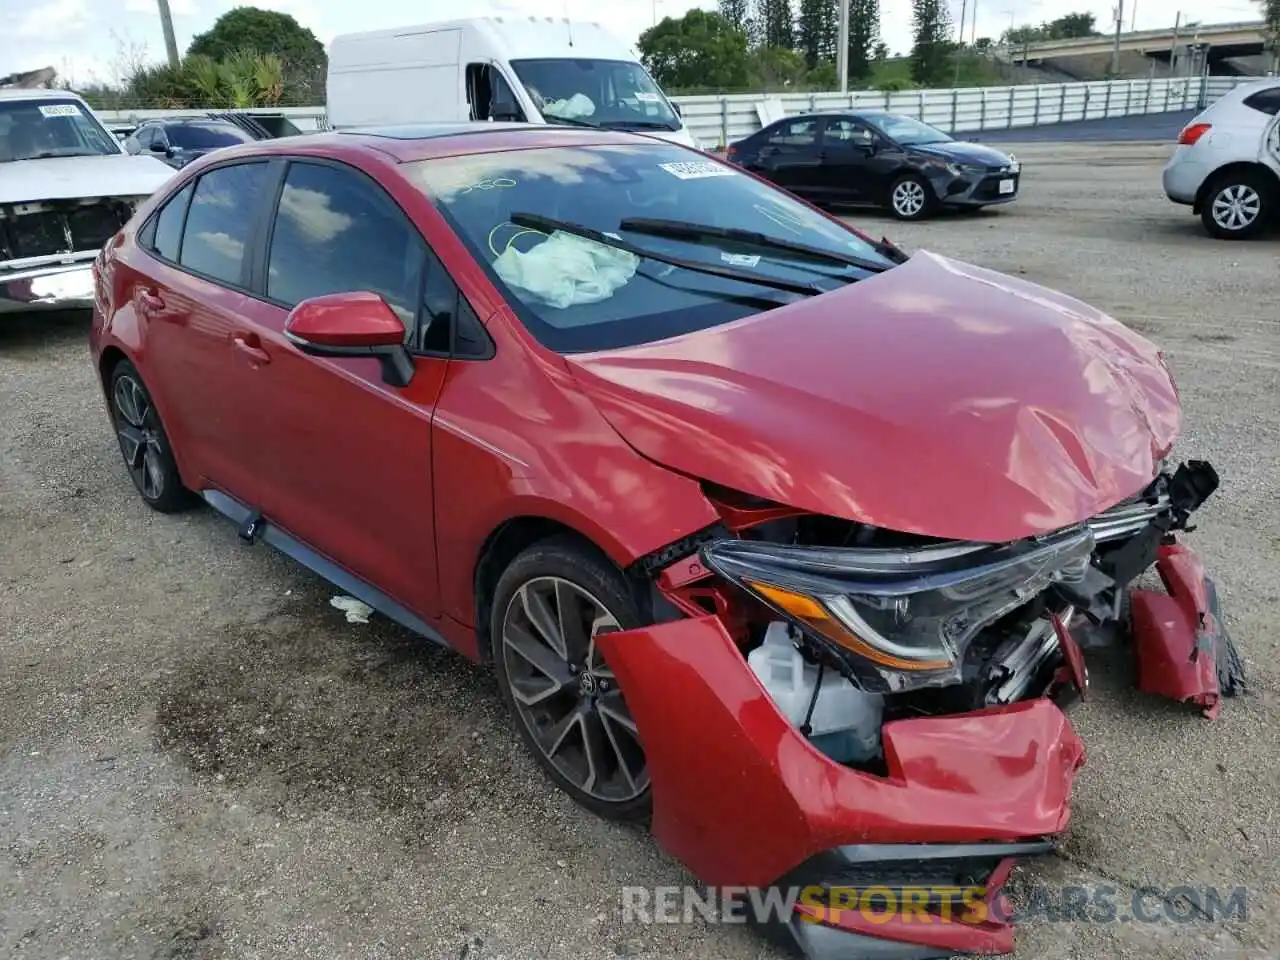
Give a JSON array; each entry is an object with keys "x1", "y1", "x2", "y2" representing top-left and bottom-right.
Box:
[{"x1": 93, "y1": 76, "x2": 1249, "y2": 150}]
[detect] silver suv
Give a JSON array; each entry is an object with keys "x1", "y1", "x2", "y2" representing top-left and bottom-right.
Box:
[{"x1": 1163, "y1": 79, "x2": 1280, "y2": 240}]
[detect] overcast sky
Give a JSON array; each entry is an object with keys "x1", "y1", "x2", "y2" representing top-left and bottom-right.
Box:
[{"x1": 2, "y1": 0, "x2": 1265, "y2": 90}]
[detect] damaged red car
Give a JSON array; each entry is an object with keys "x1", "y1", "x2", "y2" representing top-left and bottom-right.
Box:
[{"x1": 89, "y1": 124, "x2": 1244, "y2": 959}]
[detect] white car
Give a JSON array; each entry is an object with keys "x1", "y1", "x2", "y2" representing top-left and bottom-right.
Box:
[
  {"x1": 1163, "y1": 78, "x2": 1280, "y2": 240},
  {"x1": 1, "y1": 89, "x2": 175, "y2": 314}
]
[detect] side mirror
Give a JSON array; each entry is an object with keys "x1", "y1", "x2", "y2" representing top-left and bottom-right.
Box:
[
  {"x1": 149, "y1": 140, "x2": 168, "y2": 153},
  {"x1": 284, "y1": 291, "x2": 415, "y2": 387}
]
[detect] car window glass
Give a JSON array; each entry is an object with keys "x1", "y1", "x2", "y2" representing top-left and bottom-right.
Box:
[
  {"x1": 418, "y1": 248, "x2": 460, "y2": 353},
  {"x1": 266, "y1": 161, "x2": 427, "y2": 335},
  {"x1": 135, "y1": 127, "x2": 154, "y2": 149},
  {"x1": 823, "y1": 119, "x2": 874, "y2": 147},
  {"x1": 767, "y1": 119, "x2": 817, "y2": 147},
  {"x1": 170, "y1": 123, "x2": 252, "y2": 149},
  {"x1": 151, "y1": 183, "x2": 193, "y2": 261},
  {"x1": 179, "y1": 162, "x2": 268, "y2": 285},
  {"x1": 1243, "y1": 88, "x2": 1280, "y2": 116}
]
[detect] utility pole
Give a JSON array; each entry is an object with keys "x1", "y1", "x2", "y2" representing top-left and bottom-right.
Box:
[
  {"x1": 971, "y1": 0, "x2": 979, "y2": 45},
  {"x1": 157, "y1": 0, "x2": 180, "y2": 68},
  {"x1": 1130, "y1": 0, "x2": 1138, "y2": 32},
  {"x1": 1169, "y1": 11, "x2": 1181, "y2": 76},
  {"x1": 1110, "y1": 0, "x2": 1125, "y2": 78},
  {"x1": 955, "y1": 0, "x2": 968, "y2": 84},
  {"x1": 837, "y1": 0, "x2": 850, "y2": 94}
]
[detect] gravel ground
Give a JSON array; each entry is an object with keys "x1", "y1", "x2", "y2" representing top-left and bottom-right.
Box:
[{"x1": 1, "y1": 141, "x2": 1277, "y2": 960}]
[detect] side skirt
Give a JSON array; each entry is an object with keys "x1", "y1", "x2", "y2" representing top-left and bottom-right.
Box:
[{"x1": 199, "y1": 489, "x2": 450, "y2": 649}]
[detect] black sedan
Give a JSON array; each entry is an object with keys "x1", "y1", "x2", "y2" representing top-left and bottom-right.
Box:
[
  {"x1": 725, "y1": 110, "x2": 1021, "y2": 220},
  {"x1": 123, "y1": 118, "x2": 257, "y2": 169}
]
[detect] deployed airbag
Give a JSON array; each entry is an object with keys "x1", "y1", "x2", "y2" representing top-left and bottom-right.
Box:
[{"x1": 493, "y1": 230, "x2": 638, "y2": 309}]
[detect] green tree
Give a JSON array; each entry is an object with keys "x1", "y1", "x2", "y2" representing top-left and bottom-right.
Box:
[
  {"x1": 873, "y1": 40, "x2": 890, "y2": 61},
  {"x1": 187, "y1": 6, "x2": 325, "y2": 102},
  {"x1": 797, "y1": 0, "x2": 837, "y2": 69},
  {"x1": 718, "y1": 0, "x2": 751, "y2": 33},
  {"x1": 847, "y1": 0, "x2": 880, "y2": 82},
  {"x1": 637, "y1": 9, "x2": 751, "y2": 91},
  {"x1": 1048, "y1": 12, "x2": 1098, "y2": 38},
  {"x1": 748, "y1": 45, "x2": 808, "y2": 89},
  {"x1": 910, "y1": 0, "x2": 954, "y2": 86},
  {"x1": 758, "y1": 0, "x2": 795, "y2": 49}
]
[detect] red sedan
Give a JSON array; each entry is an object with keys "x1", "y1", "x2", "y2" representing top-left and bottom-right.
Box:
[{"x1": 89, "y1": 123, "x2": 1243, "y2": 958}]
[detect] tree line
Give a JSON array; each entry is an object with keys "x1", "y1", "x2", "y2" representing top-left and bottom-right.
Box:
[
  {"x1": 638, "y1": 0, "x2": 1003, "y2": 94},
  {"x1": 77, "y1": 7, "x2": 325, "y2": 110}
]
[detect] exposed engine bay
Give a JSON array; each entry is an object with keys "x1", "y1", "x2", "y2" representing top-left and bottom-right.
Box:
[
  {"x1": 1, "y1": 196, "x2": 140, "y2": 263},
  {"x1": 639, "y1": 458, "x2": 1244, "y2": 771}
]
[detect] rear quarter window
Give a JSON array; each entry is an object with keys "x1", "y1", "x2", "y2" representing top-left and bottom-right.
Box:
[{"x1": 1243, "y1": 88, "x2": 1280, "y2": 117}]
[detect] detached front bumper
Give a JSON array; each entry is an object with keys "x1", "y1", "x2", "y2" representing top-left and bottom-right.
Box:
[
  {"x1": 0, "y1": 259, "x2": 96, "y2": 314},
  {"x1": 597, "y1": 615, "x2": 1085, "y2": 958}
]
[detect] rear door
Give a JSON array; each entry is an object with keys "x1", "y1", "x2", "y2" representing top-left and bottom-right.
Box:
[
  {"x1": 749, "y1": 118, "x2": 823, "y2": 196},
  {"x1": 231, "y1": 158, "x2": 467, "y2": 617},
  {"x1": 133, "y1": 159, "x2": 277, "y2": 503}
]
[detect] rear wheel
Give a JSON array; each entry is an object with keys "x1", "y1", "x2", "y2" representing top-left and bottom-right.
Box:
[
  {"x1": 888, "y1": 173, "x2": 935, "y2": 221},
  {"x1": 1200, "y1": 170, "x2": 1273, "y2": 239},
  {"x1": 107, "y1": 360, "x2": 193, "y2": 513},
  {"x1": 490, "y1": 536, "x2": 650, "y2": 822}
]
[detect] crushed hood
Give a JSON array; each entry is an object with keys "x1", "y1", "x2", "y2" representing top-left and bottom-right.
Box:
[
  {"x1": 566, "y1": 251, "x2": 1181, "y2": 544},
  {"x1": 0, "y1": 154, "x2": 176, "y2": 205}
]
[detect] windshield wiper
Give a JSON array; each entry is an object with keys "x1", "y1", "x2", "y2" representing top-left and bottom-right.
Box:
[
  {"x1": 544, "y1": 114, "x2": 600, "y2": 128},
  {"x1": 618, "y1": 218, "x2": 893, "y2": 275},
  {"x1": 607, "y1": 120, "x2": 676, "y2": 130},
  {"x1": 509, "y1": 212, "x2": 825, "y2": 297}
]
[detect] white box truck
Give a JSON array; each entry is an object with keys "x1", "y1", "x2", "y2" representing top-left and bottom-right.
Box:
[{"x1": 326, "y1": 16, "x2": 697, "y2": 147}]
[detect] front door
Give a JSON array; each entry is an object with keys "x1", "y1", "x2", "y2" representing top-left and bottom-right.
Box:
[
  {"x1": 234, "y1": 158, "x2": 457, "y2": 619},
  {"x1": 816, "y1": 117, "x2": 880, "y2": 201}
]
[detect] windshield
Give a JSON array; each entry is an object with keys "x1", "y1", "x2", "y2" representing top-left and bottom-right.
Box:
[
  {"x1": 0, "y1": 98, "x2": 121, "y2": 162},
  {"x1": 873, "y1": 114, "x2": 953, "y2": 146},
  {"x1": 169, "y1": 122, "x2": 253, "y2": 149},
  {"x1": 509, "y1": 58, "x2": 680, "y2": 132},
  {"x1": 404, "y1": 143, "x2": 895, "y2": 353}
]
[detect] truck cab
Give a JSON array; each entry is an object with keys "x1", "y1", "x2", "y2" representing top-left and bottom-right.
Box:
[{"x1": 327, "y1": 16, "x2": 696, "y2": 148}]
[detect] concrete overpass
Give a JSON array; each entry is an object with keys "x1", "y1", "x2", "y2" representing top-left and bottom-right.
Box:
[{"x1": 1011, "y1": 20, "x2": 1269, "y2": 61}]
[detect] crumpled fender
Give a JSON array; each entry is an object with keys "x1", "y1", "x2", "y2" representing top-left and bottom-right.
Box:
[
  {"x1": 596, "y1": 615, "x2": 1085, "y2": 889},
  {"x1": 1131, "y1": 543, "x2": 1247, "y2": 719}
]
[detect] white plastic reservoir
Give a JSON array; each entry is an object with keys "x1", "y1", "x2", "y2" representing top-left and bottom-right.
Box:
[{"x1": 747, "y1": 621, "x2": 884, "y2": 764}]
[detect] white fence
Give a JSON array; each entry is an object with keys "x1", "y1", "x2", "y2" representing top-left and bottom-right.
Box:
[{"x1": 95, "y1": 76, "x2": 1250, "y2": 149}]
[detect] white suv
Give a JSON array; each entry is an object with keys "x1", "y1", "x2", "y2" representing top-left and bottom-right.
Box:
[{"x1": 1163, "y1": 79, "x2": 1280, "y2": 240}]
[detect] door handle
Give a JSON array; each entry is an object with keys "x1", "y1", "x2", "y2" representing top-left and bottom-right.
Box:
[{"x1": 233, "y1": 335, "x2": 271, "y2": 365}]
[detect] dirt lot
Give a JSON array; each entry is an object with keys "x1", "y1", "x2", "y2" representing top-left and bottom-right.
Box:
[{"x1": 1, "y1": 140, "x2": 1277, "y2": 960}]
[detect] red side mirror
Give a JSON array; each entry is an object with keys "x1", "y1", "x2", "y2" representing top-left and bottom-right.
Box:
[
  {"x1": 284, "y1": 291, "x2": 414, "y2": 387},
  {"x1": 284, "y1": 290, "x2": 406, "y2": 348}
]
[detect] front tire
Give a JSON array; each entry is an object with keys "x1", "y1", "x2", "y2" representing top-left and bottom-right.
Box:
[
  {"x1": 888, "y1": 173, "x2": 935, "y2": 221},
  {"x1": 490, "y1": 535, "x2": 651, "y2": 823},
  {"x1": 1201, "y1": 170, "x2": 1273, "y2": 240},
  {"x1": 107, "y1": 360, "x2": 193, "y2": 513}
]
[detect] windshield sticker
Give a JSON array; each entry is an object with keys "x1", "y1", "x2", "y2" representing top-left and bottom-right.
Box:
[
  {"x1": 720, "y1": 252, "x2": 761, "y2": 267},
  {"x1": 635, "y1": 92, "x2": 661, "y2": 102},
  {"x1": 658, "y1": 160, "x2": 736, "y2": 180},
  {"x1": 461, "y1": 177, "x2": 517, "y2": 194},
  {"x1": 38, "y1": 104, "x2": 82, "y2": 118}
]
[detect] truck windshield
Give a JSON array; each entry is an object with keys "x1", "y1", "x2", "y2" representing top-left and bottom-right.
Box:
[
  {"x1": 509, "y1": 58, "x2": 680, "y2": 132},
  {"x1": 404, "y1": 142, "x2": 896, "y2": 353},
  {"x1": 0, "y1": 99, "x2": 121, "y2": 162}
]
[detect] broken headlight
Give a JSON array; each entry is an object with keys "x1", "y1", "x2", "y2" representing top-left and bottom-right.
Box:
[{"x1": 701, "y1": 526, "x2": 1095, "y2": 694}]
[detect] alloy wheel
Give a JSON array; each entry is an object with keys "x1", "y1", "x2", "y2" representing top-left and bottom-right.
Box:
[
  {"x1": 1211, "y1": 184, "x2": 1261, "y2": 233},
  {"x1": 500, "y1": 576, "x2": 647, "y2": 803},
  {"x1": 893, "y1": 180, "x2": 927, "y2": 218},
  {"x1": 112, "y1": 373, "x2": 166, "y2": 500}
]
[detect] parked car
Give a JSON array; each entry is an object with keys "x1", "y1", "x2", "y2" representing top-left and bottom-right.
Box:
[
  {"x1": 725, "y1": 109, "x2": 1021, "y2": 219},
  {"x1": 1, "y1": 88, "x2": 174, "y2": 314},
  {"x1": 123, "y1": 117, "x2": 258, "y2": 169},
  {"x1": 1164, "y1": 78, "x2": 1280, "y2": 239},
  {"x1": 90, "y1": 124, "x2": 1239, "y2": 960}
]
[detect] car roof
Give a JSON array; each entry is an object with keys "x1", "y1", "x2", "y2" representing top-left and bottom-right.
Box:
[
  {"x1": 0, "y1": 88, "x2": 86, "y2": 103},
  {"x1": 201, "y1": 123, "x2": 677, "y2": 164}
]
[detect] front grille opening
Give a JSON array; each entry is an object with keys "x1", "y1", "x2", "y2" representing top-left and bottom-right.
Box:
[{"x1": 2, "y1": 199, "x2": 130, "y2": 261}]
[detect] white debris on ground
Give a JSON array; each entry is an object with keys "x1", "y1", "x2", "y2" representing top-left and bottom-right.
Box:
[{"x1": 329, "y1": 595, "x2": 374, "y2": 624}]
